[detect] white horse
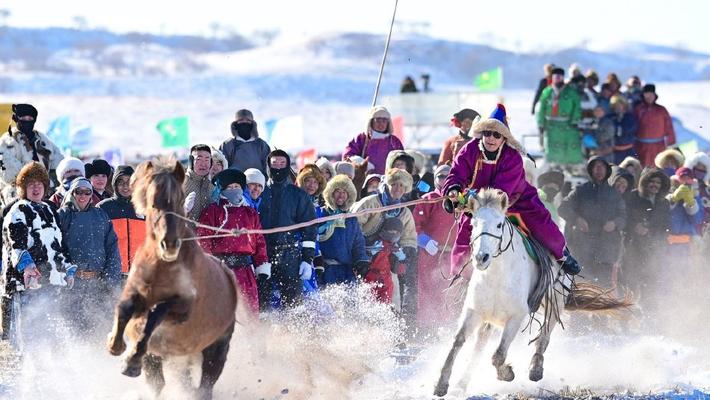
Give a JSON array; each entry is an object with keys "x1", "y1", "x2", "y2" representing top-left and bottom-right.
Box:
[{"x1": 434, "y1": 189, "x2": 631, "y2": 397}]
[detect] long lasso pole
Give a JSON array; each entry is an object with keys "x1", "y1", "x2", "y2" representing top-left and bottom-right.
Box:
[{"x1": 371, "y1": 0, "x2": 399, "y2": 107}]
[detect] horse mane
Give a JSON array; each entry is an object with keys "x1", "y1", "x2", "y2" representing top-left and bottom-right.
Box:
[
  {"x1": 131, "y1": 156, "x2": 186, "y2": 215},
  {"x1": 467, "y1": 187, "x2": 509, "y2": 212}
]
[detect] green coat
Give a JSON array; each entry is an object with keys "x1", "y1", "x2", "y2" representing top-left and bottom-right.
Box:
[{"x1": 537, "y1": 85, "x2": 583, "y2": 164}]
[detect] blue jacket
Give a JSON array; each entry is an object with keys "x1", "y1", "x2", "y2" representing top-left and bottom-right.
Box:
[
  {"x1": 318, "y1": 207, "x2": 368, "y2": 267},
  {"x1": 669, "y1": 195, "x2": 704, "y2": 236},
  {"x1": 600, "y1": 111, "x2": 638, "y2": 146},
  {"x1": 58, "y1": 204, "x2": 122, "y2": 283},
  {"x1": 258, "y1": 181, "x2": 317, "y2": 260}
]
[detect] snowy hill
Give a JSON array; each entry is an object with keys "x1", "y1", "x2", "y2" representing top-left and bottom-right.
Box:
[{"x1": 1, "y1": 27, "x2": 709, "y2": 158}]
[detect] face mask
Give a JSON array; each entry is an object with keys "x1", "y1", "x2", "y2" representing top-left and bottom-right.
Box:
[
  {"x1": 17, "y1": 120, "x2": 36, "y2": 135},
  {"x1": 221, "y1": 187, "x2": 243, "y2": 205},
  {"x1": 269, "y1": 167, "x2": 290, "y2": 183},
  {"x1": 663, "y1": 167, "x2": 676, "y2": 177},
  {"x1": 62, "y1": 175, "x2": 80, "y2": 191},
  {"x1": 235, "y1": 122, "x2": 253, "y2": 140}
]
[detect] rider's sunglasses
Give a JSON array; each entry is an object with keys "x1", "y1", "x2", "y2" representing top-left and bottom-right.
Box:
[{"x1": 481, "y1": 130, "x2": 502, "y2": 139}]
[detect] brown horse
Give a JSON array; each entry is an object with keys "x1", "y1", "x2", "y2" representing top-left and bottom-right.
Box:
[{"x1": 106, "y1": 158, "x2": 239, "y2": 399}]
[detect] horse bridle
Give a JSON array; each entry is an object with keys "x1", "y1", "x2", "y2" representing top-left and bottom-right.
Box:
[{"x1": 471, "y1": 217, "x2": 515, "y2": 259}]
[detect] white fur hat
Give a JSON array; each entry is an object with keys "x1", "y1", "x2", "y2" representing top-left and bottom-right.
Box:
[
  {"x1": 56, "y1": 157, "x2": 85, "y2": 181},
  {"x1": 244, "y1": 168, "x2": 265, "y2": 187}
]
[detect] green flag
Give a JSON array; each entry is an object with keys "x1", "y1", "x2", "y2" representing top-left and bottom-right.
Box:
[
  {"x1": 474, "y1": 67, "x2": 503, "y2": 91},
  {"x1": 156, "y1": 116, "x2": 189, "y2": 148}
]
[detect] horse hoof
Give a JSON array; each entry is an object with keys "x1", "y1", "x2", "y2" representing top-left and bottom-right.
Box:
[
  {"x1": 122, "y1": 361, "x2": 143, "y2": 378},
  {"x1": 529, "y1": 367, "x2": 544, "y2": 382},
  {"x1": 107, "y1": 335, "x2": 126, "y2": 356},
  {"x1": 433, "y1": 383, "x2": 449, "y2": 397},
  {"x1": 497, "y1": 364, "x2": 515, "y2": 382}
]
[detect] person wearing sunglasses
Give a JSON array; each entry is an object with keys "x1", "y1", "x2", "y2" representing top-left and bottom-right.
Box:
[
  {"x1": 58, "y1": 177, "x2": 121, "y2": 333},
  {"x1": 442, "y1": 104, "x2": 582, "y2": 278}
]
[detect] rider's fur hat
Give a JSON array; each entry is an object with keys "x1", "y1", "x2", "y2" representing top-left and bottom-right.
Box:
[
  {"x1": 296, "y1": 164, "x2": 326, "y2": 196},
  {"x1": 323, "y1": 174, "x2": 357, "y2": 211},
  {"x1": 472, "y1": 103, "x2": 525, "y2": 154},
  {"x1": 16, "y1": 161, "x2": 50, "y2": 199}
]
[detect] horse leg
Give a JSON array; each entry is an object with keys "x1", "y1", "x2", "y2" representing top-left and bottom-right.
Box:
[
  {"x1": 143, "y1": 353, "x2": 165, "y2": 397},
  {"x1": 455, "y1": 322, "x2": 493, "y2": 392},
  {"x1": 108, "y1": 292, "x2": 146, "y2": 356},
  {"x1": 434, "y1": 309, "x2": 479, "y2": 397},
  {"x1": 529, "y1": 310, "x2": 558, "y2": 382},
  {"x1": 197, "y1": 322, "x2": 235, "y2": 400},
  {"x1": 492, "y1": 315, "x2": 524, "y2": 382},
  {"x1": 122, "y1": 300, "x2": 173, "y2": 377}
]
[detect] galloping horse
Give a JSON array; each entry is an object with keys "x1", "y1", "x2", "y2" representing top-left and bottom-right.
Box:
[
  {"x1": 106, "y1": 158, "x2": 240, "y2": 399},
  {"x1": 434, "y1": 189, "x2": 631, "y2": 397}
]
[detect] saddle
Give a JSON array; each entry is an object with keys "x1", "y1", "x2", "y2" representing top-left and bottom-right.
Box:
[{"x1": 506, "y1": 213, "x2": 539, "y2": 265}]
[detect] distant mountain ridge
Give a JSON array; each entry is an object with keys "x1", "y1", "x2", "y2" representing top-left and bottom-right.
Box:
[{"x1": 2, "y1": 27, "x2": 709, "y2": 101}]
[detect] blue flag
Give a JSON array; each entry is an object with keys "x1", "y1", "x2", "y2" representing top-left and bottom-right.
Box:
[
  {"x1": 46, "y1": 116, "x2": 71, "y2": 150},
  {"x1": 71, "y1": 126, "x2": 92, "y2": 151}
]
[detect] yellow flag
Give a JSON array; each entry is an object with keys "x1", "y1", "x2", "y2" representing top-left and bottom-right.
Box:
[{"x1": 0, "y1": 104, "x2": 14, "y2": 134}]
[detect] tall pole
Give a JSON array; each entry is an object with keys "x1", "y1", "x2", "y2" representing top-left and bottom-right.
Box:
[{"x1": 372, "y1": 0, "x2": 399, "y2": 107}]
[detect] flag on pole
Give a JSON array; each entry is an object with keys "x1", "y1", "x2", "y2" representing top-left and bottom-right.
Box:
[
  {"x1": 71, "y1": 126, "x2": 93, "y2": 151},
  {"x1": 264, "y1": 115, "x2": 304, "y2": 151},
  {"x1": 46, "y1": 116, "x2": 72, "y2": 150},
  {"x1": 104, "y1": 148, "x2": 124, "y2": 167},
  {"x1": 474, "y1": 67, "x2": 503, "y2": 91},
  {"x1": 156, "y1": 116, "x2": 189, "y2": 148},
  {"x1": 295, "y1": 148, "x2": 317, "y2": 169}
]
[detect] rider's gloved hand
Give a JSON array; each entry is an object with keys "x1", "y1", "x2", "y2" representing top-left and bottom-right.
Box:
[{"x1": 443, "y1": 189, "x2": 460, "y2": 214}]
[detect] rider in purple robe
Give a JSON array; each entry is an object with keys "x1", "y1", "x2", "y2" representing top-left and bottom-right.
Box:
[{"x1": 442, "y1": 104, "x2": 581, "y2": 276}]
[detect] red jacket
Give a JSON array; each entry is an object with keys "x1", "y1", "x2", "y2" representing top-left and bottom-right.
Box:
[
  {"x1": 634, "y1": 102, "x2": 675, "y2": 144},
  {"x1": 197, "y1": 199, "x2": 268, "y2": 266}
]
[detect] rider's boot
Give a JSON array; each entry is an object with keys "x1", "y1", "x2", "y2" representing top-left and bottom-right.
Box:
[{"x1": 557, "y1": 247, "x2": 581, "y2": 275}]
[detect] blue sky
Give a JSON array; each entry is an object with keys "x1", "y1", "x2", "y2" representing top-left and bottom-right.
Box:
[{"x1": 4, "y1": 0, "x2": 709, "y2": 53}]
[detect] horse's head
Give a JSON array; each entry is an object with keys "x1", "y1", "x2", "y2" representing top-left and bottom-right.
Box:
[
  {"x1": 468, "y1": 188, "x2": 509, "y2": 270},
  {"x1": 132, "y1": 157, "x2": 187, "y2": 262}
]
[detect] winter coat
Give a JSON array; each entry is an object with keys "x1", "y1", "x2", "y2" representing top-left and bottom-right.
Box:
[
  {"x1": 318, "y1": 208, "x2": 368, "y2": 268},
  {"x1": 559, "y1": 157, "x2": 627, "y2": 265},
  {"x1": 625, "y1": 169, "x2": 671, "y2": 253},
  {"x1": 219, "y1": 134, "x2": 271, "y2": 176},
  {"x1": 413, "y1": 190, "x2": 456, "y2": 328},
  {"x1": 537, "y1": 85, "x2": 583, "y2": 164},
  {"x1": 350, "y1": 192, "x2": 417, "y2": 249},
  {"x1": 532, "y1": 76, "x2": 549, "y2": 114},
  {"x1": 97, "y1": 195, "x2": 146, "y2": 274},
  {"x1": 438, "y1": 133, "x2": 472, "y2": 165},
  {"x1": 183, "y1": 169, "x2": 214, "y2": 223},
  {"x1": 343, "y1": 132, "x2": 403, "y2": 175},
  {"x1": 668, "y1": 192, "x2": 703, "y2": 238},
  {"x1": 197, "y1": 199, "x2": 268, "y2": 266},
  {"x1": 634, "y1": 102, "x2": 676, "y2": 166},
  {"x1": 0, "y1": 128, "x2": 63, "y2": 204},
  {"x1": 443, "y1": 139, "x2": 566, "y2": 272},
  {"x1": 57, "y1": 204, "x2": 121, "y2": 283},
  {"x1": 91, "y1": 190, "x2": 111, "y2": 207},
  {"x1": 2, "y1": 199, "x2": 76, "y2": 290},
  {"x1": 257, "y1": 181, "x2": 317, "y2": 259},
  {"x1": 364, "y1": 240, "x2": 402, "y2": 304}
]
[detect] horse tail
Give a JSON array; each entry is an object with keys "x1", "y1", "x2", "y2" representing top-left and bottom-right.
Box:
[{"x1": 564, "y1": 281, "x2": 633, "y2": 316}]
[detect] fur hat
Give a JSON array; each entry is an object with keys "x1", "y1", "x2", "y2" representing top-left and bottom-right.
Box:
[
  {"x1": 654, "y1": 149, "x2": 685, "y2": 169},
  {"x1": 56, "y1": 157, "x2": 85, "y2": 181},
  {"x1": 683, "y1": 152, "x2": 710, "y2": 184},
  {"x1": 609, "y1": 167, "x2": 635, "y2": 190},
  {"x1": 472, "y1": 104, "x2": 525, "y2": 154},
  {"x1": 367, "y1": 106, "x2": 393, "y2": 135},
  {"x1": 537, "y1": 169, "x2": 565, "y2": 189},
  {"x1": 384, "y1": 168, "x2": 413, "y2": 193},
  {"x1": 619, "y1": 156, "x2": 643, "y2": 182},
  {"x1": 405, "y1": 149, "x2": 427, "y2": 175},
  {"x1": 332, "y1": 161, "x2": 354, "y2": 179},
  {"x1": 235, "y1": 109, "x2": 254, "y2": 121},
  {"x1": 12, "y1": 104, "x2": 38, "y2": 120},
  {"x1": 211, "y1": 168, "x2": 247, "y2": 190},
  {"x1": 385, "y1": 150, "x2": 415, "y2": 175},
  {"x1": 296, "y1": 164, "x2": 326, "y2": 196},
  {"x1": 315, "y1": 157, "x2": 336, "y2": 179},
  {"x1": 244, "y1": 168, "x2": 266, "y2": 187},
  {"x1": 433, "y1": 164, "x2": 451, "y2": 178},
  {"x1": 85, "y1": 159, "x2": 113, "y2": 179},
  {"x1": 323, "y1": 174, "x2": 357, "y2": 211},
  {"x1": 638, "y1": 167, "x2": 671, "y2": 196},
  {"x1": 347, "y1": 155, "x2": 374, "y2": 172},
  {"x1": 210, "y1": 147, "x2": 228, "y2": 169},
  {"x1": 16, "y1": 161, "x2": 50, "y2": 199}
]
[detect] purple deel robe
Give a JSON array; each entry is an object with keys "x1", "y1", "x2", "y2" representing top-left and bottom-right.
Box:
[
  {"x1": 343, "y1": 132, "x2": 404, "y2": 174},
  {"x1": 443, "y1": 139, "x2": 566, "y2": 276}
]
